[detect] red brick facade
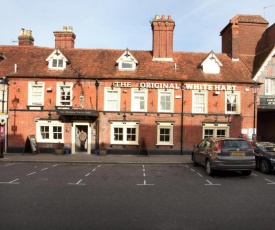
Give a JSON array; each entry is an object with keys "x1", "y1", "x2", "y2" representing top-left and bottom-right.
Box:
[{"x1": 1, "y1": 14, "x2": 274, "y2": 155}]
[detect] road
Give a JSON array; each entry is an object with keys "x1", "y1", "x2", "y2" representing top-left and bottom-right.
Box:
[{"x1": 0, "y1": 162, "x2": 275, "y2": 230}]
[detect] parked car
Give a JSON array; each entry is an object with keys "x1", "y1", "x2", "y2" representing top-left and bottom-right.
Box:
[
  {"x1": 252, "y1": 142, "x2": 275, "y2": 174},
  {"x1": 192, "y1": 137, "x2": 255, "y2": 176}
]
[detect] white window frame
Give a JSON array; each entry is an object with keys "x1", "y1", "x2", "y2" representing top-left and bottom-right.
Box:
[
  {"x1": 48, "y1": 56, "x2": 66, "y2": 70},
  {"x1": 158, "y1": 89, "x2": 174, "y2": 113},
  {"x1": 202, "y1": 123, "x2": 229, "y2": 139},
  {"x1": 131, "y1": 88, "x2": 148, "y2": 112},
  {"x1": 56, "y1": 82, "x2": 73, "y2": 107},
  {"x1": 28, "y1": 81, "x2": 45, "y2": 106},
  {"x1": 156, "y1": 122, "x2": 174, "y2": 146},
  {"x1": 192, "y1": 90, "x2": 208, "y2": 113},
  {"x1": 265, "y1": 78, "x2": 275, "y2": 95},
  {"x1": 104, "y1": 87, "x2": 121, "y2": 111},
  {"x1": 36, "y1": 120, "x2": 64, "y2": 143},
  {"x1": 110, "y1": 122, "x2": 139, "y2": 145},
  {"x1": 225, "y1": 91, "x2": 240, "y2": 114}
]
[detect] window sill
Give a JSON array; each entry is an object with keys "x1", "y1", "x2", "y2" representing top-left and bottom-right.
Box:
[{"x1": 27, "y1": 105, "x2": 44, "y2": 110}]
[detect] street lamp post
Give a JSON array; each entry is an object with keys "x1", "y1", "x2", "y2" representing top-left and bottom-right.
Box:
[{"x1": 252, "y1": 82, "x2": 260, "y2": 141}]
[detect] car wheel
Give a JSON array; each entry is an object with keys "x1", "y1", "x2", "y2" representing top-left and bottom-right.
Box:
[
  {"x1": 241, "y1": 170, "x2": 252, "y2": 176},
  {"x1": 192, "y1": 154, "x2": 198, "y2": 166},
  {"x1": 205, "y1": 159, "x2": 214, "y2": 176},
  {"x1": 260, "y1": 159, "x2": 271, "y2": 174}
]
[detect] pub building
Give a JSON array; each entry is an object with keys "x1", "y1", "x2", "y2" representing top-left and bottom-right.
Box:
[{"x1": 0, "y1": 14, "x2": 274, "y2": 155}]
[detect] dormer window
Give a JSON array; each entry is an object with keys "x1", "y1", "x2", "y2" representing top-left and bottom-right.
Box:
[
  {"x1": 200, "y1": 51, "x2": 223, "y2": 74},
  {"x1": 46, "y1": 49, "x2": 68, "y2": 70},
  {"x1": 116, "y1": 49, "x2": 138, "y2": 71}
]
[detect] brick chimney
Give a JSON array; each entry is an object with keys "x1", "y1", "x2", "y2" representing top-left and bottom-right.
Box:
[
  {"x1": 151, "y1": 15, "x2": 175, "y2": 61},
  {"x1": 220, "y1": 15, "x2": 268, "y2": 60},
  {"x1": 18, "y1": 29, "x2": 34, "y2": 46},
  {"x1": 53, "y1": 26, "x2": 76, "y2": 49}
]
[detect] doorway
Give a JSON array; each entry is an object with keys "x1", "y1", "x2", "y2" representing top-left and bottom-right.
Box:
[{"x1": 71, "y1": 122, "x2": 91, "y2": 154}]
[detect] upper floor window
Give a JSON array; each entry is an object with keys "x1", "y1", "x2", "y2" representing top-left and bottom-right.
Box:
[
  {"x1": 28, "y1": 81, "x2": 45, "y2": 106},
  {"x1": 56, "y1": 82, "x2": 73, "y2": 106},
  {"x1": 265, "y1": 78, "x2": 275, "y2": 95},
  {"x1": 104, "y1": 87, "x2": 121, "y2": 111},
  {"x1": 192, "y1": 91, "x2": 208, "y2": 113},
  {"x1": 46, "y1": 49, "x2": 68, "y2": 70},
  {"x1": 131, "y1": 88, "x2": 148, "y2": 112},
  {"x1": 225, "y1": 91, "x2": 240, "y2": 114},
  {"x1": 158, "y1": 89, "x2": 174, "y2": 112},
  {"x1": 116, "y1": 49, "x2": 138, "y2": 71}
]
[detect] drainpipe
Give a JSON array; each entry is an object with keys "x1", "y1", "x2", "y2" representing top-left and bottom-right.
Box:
[
  {"x1": 181, "y1": 82, "x2": 185, "y2": 155},
  {"x1": 95, "y1": 79, "x2": 99, "y2": 154}
]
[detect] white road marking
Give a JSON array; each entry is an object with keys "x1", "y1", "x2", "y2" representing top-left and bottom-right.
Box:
[
  {"x1": 92, "y1": 168, "x2": 96, "y2": 172},
  {"x1": 41, "y1": 168, "x2": 48, "y2": 171},
  {"x1": 205, "y1": 180, "x2": 221, "y2": 186},
  {"x1": 4, "y1": 163, "x2": 14, "y2": 166},
  {"x1": 27, "y1": 172, "x2": 36, "y2": 176},
  {"x1": 265, "y1": 179, "x2": 275, "y2": 185},
  {"x1": 52, "y1": 164, "x2": 58, "y2": 167},
  {"x1": 191, "y1": 169, "x2": 195, "y2": 172},
  {"x1": 97, "y1": 165, "x2": 101, "y2": 168},
  {"x1": 143, "y1": 173, "x2": 146, "y2": 177},
  {"x1": 85, "y1": 173, "x2": 90, "y2": 177},
  {"x1": 185, "y1": 165, "x2": 189, "y2": 168},
  {"x1": 197, "y1": 173, "x2": 203, "y2": 177},
  {"x1": 0, "y1": 178, "x2": 20, "y2": 184},
  {"x1": 137, "y1": 180, "x2": 154, "y2": 186}
]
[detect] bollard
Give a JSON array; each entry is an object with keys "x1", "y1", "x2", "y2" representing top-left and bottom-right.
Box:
[{"x1": 0, "y1": 139, "x2": 4, "y2": 158}]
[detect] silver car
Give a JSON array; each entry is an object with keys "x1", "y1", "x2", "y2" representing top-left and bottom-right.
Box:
[{"x1": 192, "y1": 137, "x2": 255, "y2": 176}]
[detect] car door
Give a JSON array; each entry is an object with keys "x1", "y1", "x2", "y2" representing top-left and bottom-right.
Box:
[{"x1": 196, "y1": 140, "x2": 207, "y2": 165}]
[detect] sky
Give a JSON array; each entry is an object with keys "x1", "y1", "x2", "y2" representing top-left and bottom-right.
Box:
[{"x1": 1, "y1": 0, "x2": 275, "y2": 53}]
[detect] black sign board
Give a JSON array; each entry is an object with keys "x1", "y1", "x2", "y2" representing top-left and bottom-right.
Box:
[
  {"x1": 260, "y1": 97, "x2": 275, "y2": 106},
  {"x1": 57, "y1": 109, "x2": 98, "y2": 116},
  {"x1": 23, "y1": 135, "x2": 40, "y2": 154}
]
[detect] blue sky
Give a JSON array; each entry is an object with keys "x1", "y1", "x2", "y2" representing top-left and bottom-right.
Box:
[{"x1": 1, "y1": 0, "x2": 275, "y2": 52}]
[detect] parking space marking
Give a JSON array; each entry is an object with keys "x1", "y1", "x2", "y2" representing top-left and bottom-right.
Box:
[
  {"x1": 52, "y1": 164, "x2": 58, "y2": 167},
  {"x1": 197, "y1": 173, "x2": 203, "y2": 177},
  {"x1": 205, "y1": 180, "x2": 221, "y2": 186},
  {"x1": 265, "y1": 179, "x2": 275, "y2": 185},
  {"x1": 137, "y1": 180, "x2": 154, "y2": 186},
  {"x1": 137, "y1": 165, "x2": 154, "y2": 186},
  {"x1": 4, "y1": 163, "x2": 15, "y2": 166},
  {"x1": 0, "y1": 178, "x2": 20, "y2": 184},
  {"x1": 85, "y1": 173, "x2": 90, "y2": 177},
  {"x1": 41, "y1": 168, "x2": 48, "y2": 171},
  {"x1": 27, "y1": 172, "x2": 36, "y2": 176},
  {"x1": 67, "y1": 165, "x2": 101, "y2": 185},
  {"x1": 252, "y1": 173, "x2": 257, "y2": 176}
]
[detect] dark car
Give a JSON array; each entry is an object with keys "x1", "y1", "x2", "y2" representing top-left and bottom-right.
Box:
[
  {"x1": 192, "y1": 137, "x2": 255, "y2": 176},
  {"x1": 253, "y1": 142, "x2": 275, "y2": 174}
]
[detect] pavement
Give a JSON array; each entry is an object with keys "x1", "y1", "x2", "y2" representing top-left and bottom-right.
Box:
[{"x1": 0, "y1": 153, "x2": 192, "y2": 164}]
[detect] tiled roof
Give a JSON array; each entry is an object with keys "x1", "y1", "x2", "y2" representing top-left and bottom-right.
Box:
[{"x1": 0, "y1": 45, "x2": 254, "y2": 83}]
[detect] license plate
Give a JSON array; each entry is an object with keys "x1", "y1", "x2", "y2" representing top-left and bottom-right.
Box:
[{"x1": 232, "y1": 151, "x2": 245, "y2": 156}]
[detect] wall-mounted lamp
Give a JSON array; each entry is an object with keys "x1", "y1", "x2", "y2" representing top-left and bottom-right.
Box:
[
  {"x1": 111, "y1": 82, "x2": 114, "y2": 90},
  {"x1": 48, "y1": 112, "x2": 52, "y2": 123},
  {"x1": 35, "y1": 80, "x2": 38, "y2": 84},
  {"x1": 214, "y1": 115, "x2": 218, "y2": 126},
  {"x1": 11, "y1": 96, "x2": 19, "y2": 109},
  {"x1": 63, "y1": 81, "x2": 66, "y2": 85},
  {"x1": 55, "y1": 49, "x2": 60, "y2": 56}
]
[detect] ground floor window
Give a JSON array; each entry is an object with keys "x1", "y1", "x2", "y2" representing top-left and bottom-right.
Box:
[
  {"x1": 203, "y1": 124, "x2": 229, "y2": 139},
  {"x1": 156, "y1": 122, "x2": 174, "y2": 146},
  {"x1": 110, "y1": 121, "x2": 139, "y2": 145},
  {"x1": 36, "y1": 120, "x2": 64, "y2": 143}
]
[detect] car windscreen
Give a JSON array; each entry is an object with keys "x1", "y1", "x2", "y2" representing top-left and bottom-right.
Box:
[
  {"x1": 256, "y1": 143, "x2": 275, "y2": 152},
  {"x1": 222, "y1": 140, "x2": 250, "y2": 149}
]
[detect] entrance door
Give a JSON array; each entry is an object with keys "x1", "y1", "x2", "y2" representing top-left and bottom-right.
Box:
[{"x1": 72, "y1": 123, "x2": 91, "y2": 154}]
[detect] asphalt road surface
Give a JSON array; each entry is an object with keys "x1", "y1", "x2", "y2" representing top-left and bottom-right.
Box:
[{"x1": 0, "y1": 162, "x2": 275, "y2": 230}]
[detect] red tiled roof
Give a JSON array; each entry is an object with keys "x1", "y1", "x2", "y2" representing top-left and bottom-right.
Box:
[{"x1": 0, "y1": 45, "x2": 254, "y2": 83}]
